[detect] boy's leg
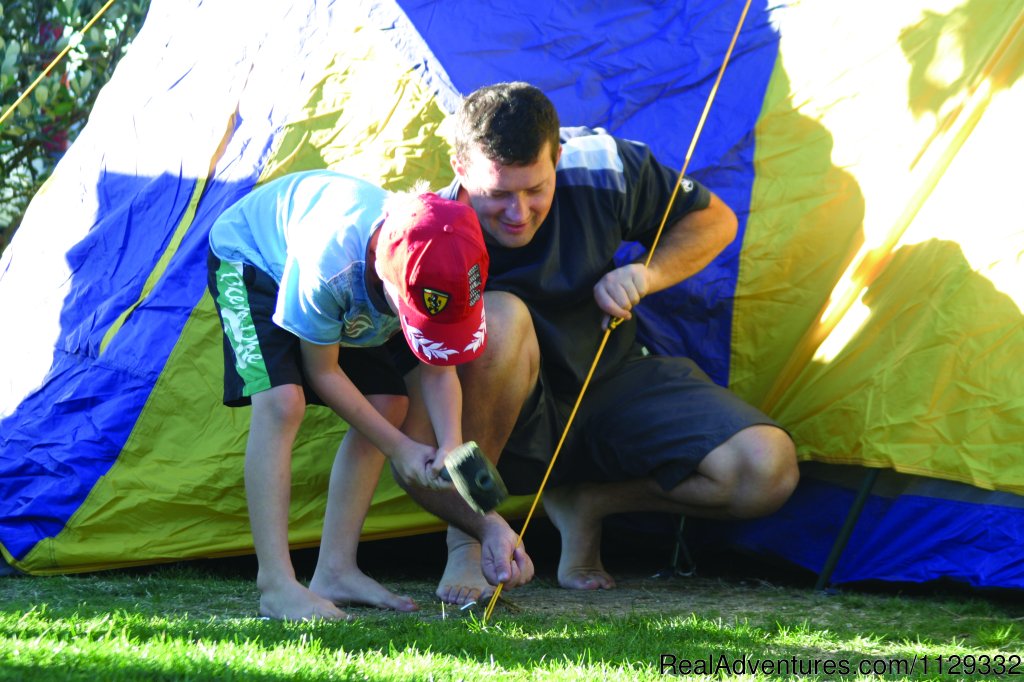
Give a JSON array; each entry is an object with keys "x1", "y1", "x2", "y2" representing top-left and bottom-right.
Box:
[
  {"x1": 247, "y1": 385, "x2": 349, "y2": 620},
  {"x1": 207, "y1": 253, "x2": 348, "y2": 620},
  {"x1": 309, "y1": 393, "x2": 418, "y2": 611}
]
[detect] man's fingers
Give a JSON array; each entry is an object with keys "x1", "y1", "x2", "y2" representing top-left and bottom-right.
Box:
[
  {"x1": 594, "y1": 271, "x2": 644, "y2": 323},
  {"x1": 480, "y1": 545, "x2": 500, "y2": 585},
  {"x1": 501, "y1": 552, "x2": 531, "y2": 588},
  {"x1": 510, "y1": 546, "x2": 535, "y2": 586},
  {"x1": 595, "y1": 289, "x2": 633, "y2": 320},
  {"x1": 618, "y1": 280, "x2": 641, "y2": 306},
  {"x1": 481, "y1": 538, "x2": 515, "y2": 585}
]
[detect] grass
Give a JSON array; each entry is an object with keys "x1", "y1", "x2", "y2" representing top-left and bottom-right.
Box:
[{"x1": 2, "y1": 533, "x2": 1022, "y2": 681}]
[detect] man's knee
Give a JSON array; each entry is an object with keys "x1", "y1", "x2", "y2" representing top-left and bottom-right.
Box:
[
  {"x1": 715, "y1": 425, "x2": 799, "y2": 517},
  {"x1": 366, "y1": 393, "x2": 409, "y2": 428},
  {"x1": 461, "y1": 291, "x2": 539, "y2": 382},
  {"x1": 752, "y1": 426, "x2": 799, "y2": 506}
]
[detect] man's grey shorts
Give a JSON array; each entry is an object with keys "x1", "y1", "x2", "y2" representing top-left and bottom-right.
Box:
[{"x1": 497, "y1": 347, "x2": 782, "y2": 494}]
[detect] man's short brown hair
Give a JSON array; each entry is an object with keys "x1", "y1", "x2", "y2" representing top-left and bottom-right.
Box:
[{"x1": 452, "y1": 82, "x2": 560, "y2": 167}]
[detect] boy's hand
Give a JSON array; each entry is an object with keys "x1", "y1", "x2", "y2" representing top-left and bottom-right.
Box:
[
  {"x1": 391, "y1": 439, "x2": 452, "y2": 490},
  {"x1": 430, "y1": 444, "x2": 460, "y2": 480}
]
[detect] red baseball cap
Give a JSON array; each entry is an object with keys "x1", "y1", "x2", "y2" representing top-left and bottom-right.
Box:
[{"x1": 376, "y1": 193, "x2": 489, "y2": 366}]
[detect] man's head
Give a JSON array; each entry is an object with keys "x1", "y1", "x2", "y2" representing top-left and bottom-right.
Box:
[
  {"x1": 451, "y1": 82, "x2": 562, "y2": 249},
  {"x1": 376, "y1": 193, "x2": 488, "y2": 366}
]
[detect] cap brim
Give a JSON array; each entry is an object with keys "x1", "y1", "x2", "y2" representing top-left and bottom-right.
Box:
[{"x1": 395, "y1": 298, "x2": 487, "y2": 366}]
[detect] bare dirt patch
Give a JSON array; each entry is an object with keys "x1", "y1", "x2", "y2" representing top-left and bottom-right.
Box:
[
  {"x1": 341, "y1": 524, "x2": 830, "y2": 623},
  {"x1": 347, "y1": 569, "x2": 831, "y2": 624}
]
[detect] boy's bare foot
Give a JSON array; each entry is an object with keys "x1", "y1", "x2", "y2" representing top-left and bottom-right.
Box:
[
  {"x1": 436, "y1": 526, "x2": 492, "y2": 605},
  {"x1": 309, "y1": 568, "x2": 418, "y2": 612},
  {"x1": 258, "y1": 579, "x2": 352, "y2": 621},
  {"x1": 543, "y1": 485, "x2": 616, "y2": 591}
]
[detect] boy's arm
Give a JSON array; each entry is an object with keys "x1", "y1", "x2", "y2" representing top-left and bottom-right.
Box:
[
  {"x1": 299, "y1": 340, "x2": 443, "y2": 488},
  {"x1": 417, "y1": 362, "x2": 463, "y2": 477}
]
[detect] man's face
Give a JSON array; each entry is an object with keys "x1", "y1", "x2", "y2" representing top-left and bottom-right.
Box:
[{"x1": 453, "y1": 141, "x2": 560, "y2": 249}]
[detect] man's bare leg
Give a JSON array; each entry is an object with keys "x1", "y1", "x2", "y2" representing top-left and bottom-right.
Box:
[
  {"x1": 541, "y1": 484, "x2": 615, "y2": 590},
  {"x1": 247, "y1": 386, "x2": 349, "y2": 620},
  {"x1": 426, "y1": 292, "x2": 539, "y2": 604},
  {"x1": 543, "y1": 424, "x2": 799, "y2": 590},
  {"x1": 309, "y1": 394, "x2": 418, "y2": 612}
]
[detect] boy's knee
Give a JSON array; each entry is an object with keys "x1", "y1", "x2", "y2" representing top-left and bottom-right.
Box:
[{"x1": 252, "y1": 384, "x2": 306, "y2": 428}]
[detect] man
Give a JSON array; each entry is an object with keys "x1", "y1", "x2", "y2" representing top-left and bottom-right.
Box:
[
  {"x1": 206, "y1": 170, "x2": 531, "y2": 619},
  {"x1": 401, "y1": 82, "x2": 799, "y2": 605}
]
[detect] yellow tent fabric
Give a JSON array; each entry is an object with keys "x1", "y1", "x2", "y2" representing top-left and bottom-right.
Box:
[{"x1": 734, "y1": 0, "x2": 1024, "y2": 494}]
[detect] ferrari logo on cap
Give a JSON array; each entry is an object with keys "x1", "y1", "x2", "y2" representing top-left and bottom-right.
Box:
[{"x1": 423, "y1": 288, "x2": 449, "y2": 315}]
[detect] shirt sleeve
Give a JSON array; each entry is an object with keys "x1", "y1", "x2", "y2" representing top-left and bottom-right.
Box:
[
  {"x1": 273, "y1": 256, "x2": 343, "y2": 345},
  {"x1": 614, "y1": 136, "x2": 711, "y2": 248}
]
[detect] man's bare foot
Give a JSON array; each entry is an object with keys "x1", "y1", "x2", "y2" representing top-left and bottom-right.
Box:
[
  {"x1": 258, "y1": 577, "x2": 352, "y2": 621},
  {"x1": 309, "y1": 568, "x2": 418, "y2": 612},
  {"x1": 543, "y1": 485, "x2": 616, "y2": 591},
  {"x1": 436, "y1": 526, "x2": 492, "y2": 605}
]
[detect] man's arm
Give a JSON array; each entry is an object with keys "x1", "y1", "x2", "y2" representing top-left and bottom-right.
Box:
[
  {"x1": 300, "y1": 340, "x2": 443, "y2": 488},
  {"x1": 593, "y1": 191, "x2": 738, "y2": 325}
]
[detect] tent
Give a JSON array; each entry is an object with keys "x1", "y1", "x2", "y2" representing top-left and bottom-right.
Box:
[{"x1": 2, "y1": 0, "x2": 1022, "y2": 588}]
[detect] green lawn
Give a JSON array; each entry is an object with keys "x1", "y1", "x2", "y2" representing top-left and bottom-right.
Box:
[{"x1": 2, "y1": 535, "x2": 1022, "y2": 681}]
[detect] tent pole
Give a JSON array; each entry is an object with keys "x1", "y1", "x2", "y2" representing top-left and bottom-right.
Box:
[{"x1": 814, "y1": 467, "x2": 881, "y2": 591}]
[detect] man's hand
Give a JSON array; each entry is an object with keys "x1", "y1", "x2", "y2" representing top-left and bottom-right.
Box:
[
  {"x1": 593, "y1": 263, "x2": 651, "y2": 329},
  {"x1": 480, "y1": 517, "x2": 535, "y2": 587}
]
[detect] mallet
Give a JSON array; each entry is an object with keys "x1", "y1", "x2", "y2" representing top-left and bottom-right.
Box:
[{"x1": 440, "y1": 441, "x2": 508, "y2": 515}]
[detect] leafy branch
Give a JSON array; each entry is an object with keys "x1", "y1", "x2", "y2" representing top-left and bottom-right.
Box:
[{"x1": 0, "y1": 0, "x2": 150, "y2": 251}]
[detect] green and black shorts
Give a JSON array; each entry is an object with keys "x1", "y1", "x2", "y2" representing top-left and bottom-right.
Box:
[{"x1": 206, "y1": 249, "x2": 409, "y2": 407}]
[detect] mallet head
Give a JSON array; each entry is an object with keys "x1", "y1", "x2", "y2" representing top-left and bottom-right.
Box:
[{"x1": 440, "y1": 441, "x2": 508, "y2": 515}]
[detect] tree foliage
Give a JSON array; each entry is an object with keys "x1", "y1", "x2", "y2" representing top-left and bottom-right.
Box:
[{"x1": 1, "y1": 0, "x2": 150, "y2": 250}]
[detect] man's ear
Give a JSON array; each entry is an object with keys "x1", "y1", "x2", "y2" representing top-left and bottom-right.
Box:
[{"x1": 450, "y1": 155, "x2": 465, "y2": 179}]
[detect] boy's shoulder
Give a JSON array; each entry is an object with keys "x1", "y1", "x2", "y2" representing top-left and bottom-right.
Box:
[{"x1": 258, "y1": 169, "x2": 378, "y2": 195}]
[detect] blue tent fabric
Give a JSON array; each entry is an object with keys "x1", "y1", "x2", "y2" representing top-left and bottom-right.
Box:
[
  {"x1": 696, "y1": 467, "x2": 1024, "y2": 588},
  {"x1": 396, "y1": 0, "x2": 780, "y2": 386}
]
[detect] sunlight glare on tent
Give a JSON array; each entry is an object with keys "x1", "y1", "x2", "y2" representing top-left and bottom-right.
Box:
[{"x1": 813, "y1": 289, "x2": 871, "y2": 364}]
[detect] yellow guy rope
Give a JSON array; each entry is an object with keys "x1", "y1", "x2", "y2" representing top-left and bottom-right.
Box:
[
  {"x1": 482, "y1": 0, "x2": 754, "y2": 624},
  {"x1": 0, "y1": 0, "x2": 118, "y2": 128}
]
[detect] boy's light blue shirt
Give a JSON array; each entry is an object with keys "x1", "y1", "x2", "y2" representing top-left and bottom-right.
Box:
[{"x1": 208, "y1": 170, "x2": 400, "y2": 347}]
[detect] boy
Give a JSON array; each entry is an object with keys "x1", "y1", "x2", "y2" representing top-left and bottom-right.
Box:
[{"x1": 207, "y1": 169, "x2": 489, "y2": 620}]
